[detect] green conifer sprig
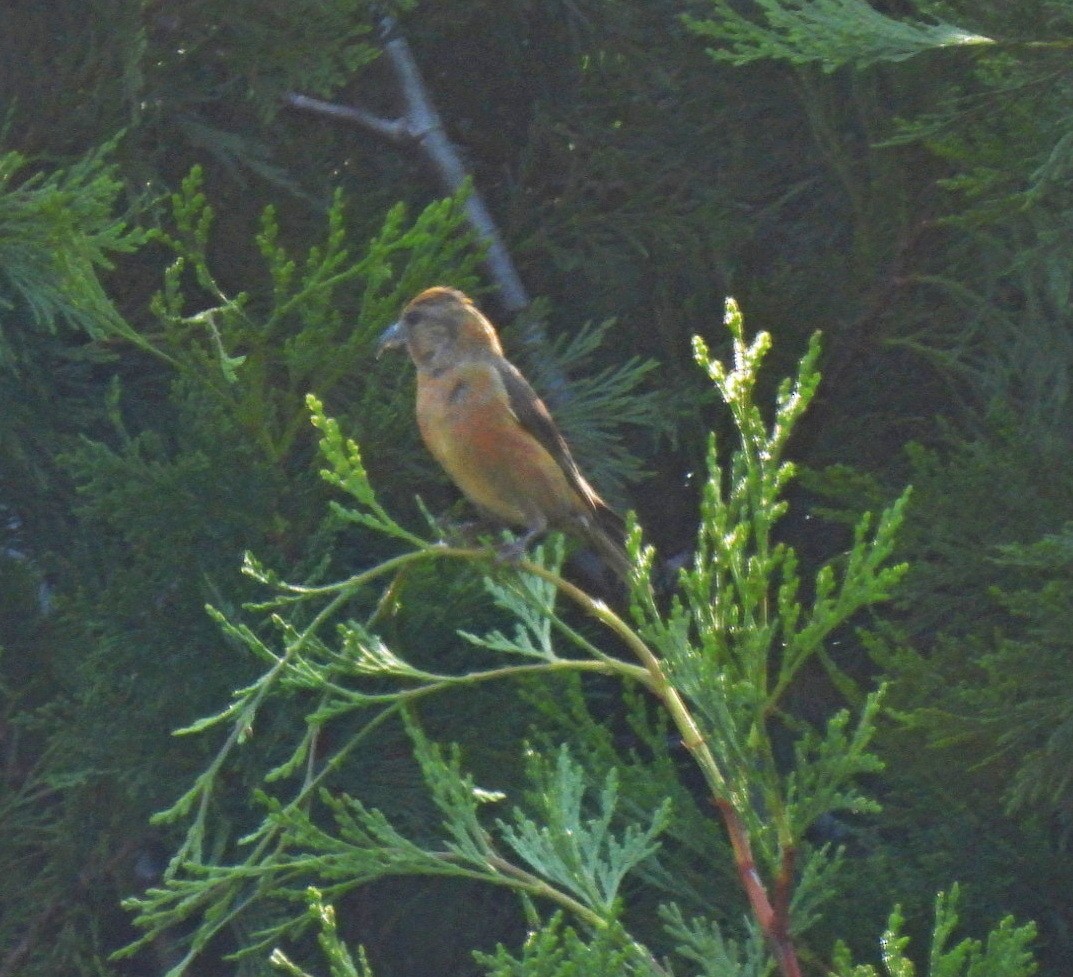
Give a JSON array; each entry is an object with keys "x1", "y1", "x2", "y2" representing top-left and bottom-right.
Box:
[
  {"x1": 122, "y1": 297, "x2": 1035, "y2": 977},
  {"x1": 143, "y1": 166, "x2": 483, "y2": 464},
  {"x1": 270, "y1": 888, "x2": 375, "y2": 977},
  {"x1": 659, "y1": 901, "x2": 767, "y2": 977},
  {"x1": 496, "y1": 747, "x2": 671, "y2": 914},
  {"x1": 830, "y1": 884, "x2": 1037, "y2": 977},
  {"x1": 307, "y1": 393, "x2": 426, "y2": 547},
  {"x1": 684, "y1": 0, "x2": 993, "y2": 73},
  {"x1": 0, "y1": 145, "x2": 148, "y2": 361},
  {"x1": 631, "y1": 301, "x2": 908, "y2": 870},
  {"x1": 474, "y1": 912, "x2": 661, "y2": 977}
]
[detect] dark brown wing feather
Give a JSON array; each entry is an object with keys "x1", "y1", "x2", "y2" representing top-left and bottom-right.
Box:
[
  {"x1": 495, "y1": 360, "x2": 603, "y2": 507},
  {"x1": 496, "y1": 358, "x2": 631, "y2": 582}
]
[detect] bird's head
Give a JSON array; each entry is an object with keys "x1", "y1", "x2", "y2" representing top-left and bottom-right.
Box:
[{"x1": 377, "y1": 287, "x2": 503, "y2": 371}]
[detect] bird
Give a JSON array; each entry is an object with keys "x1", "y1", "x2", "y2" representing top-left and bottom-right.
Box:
[{"x1": 377, "y1": 286, "x2": 632, "y2": 582}]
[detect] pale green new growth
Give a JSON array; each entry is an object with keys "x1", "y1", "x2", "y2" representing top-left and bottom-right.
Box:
[
  {"x1": 631, "y1": 300, "x2": 908, "y2": 869},
  {"x1": 270, "y1": 888, "x2": 376, "y2": 977},
  {"x1": 831, "y1": 884, "x2": 1037, "y2": 977},
  {"x1": 307, "y1": 393, "x2": 426, "y2": 547}
]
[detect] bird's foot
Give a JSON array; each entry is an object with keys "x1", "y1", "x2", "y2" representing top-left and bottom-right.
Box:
[
  {"x1": 494, "y1": 536, "x2": 531, "y2": 565},
  {"x1": 494, "y1": 526, "x2": 545, "y2": 567},
  {"x1": 433, "y1": 518, "x2": 487, "y2": 547}
]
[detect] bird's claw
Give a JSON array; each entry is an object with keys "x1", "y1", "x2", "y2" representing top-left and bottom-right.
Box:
[
  {"x1": 494, "y1": 536, "x2": 531, "y2": 565},
  {"x1": 432, "y1": 518, "x2": 485, "y2": 547}
]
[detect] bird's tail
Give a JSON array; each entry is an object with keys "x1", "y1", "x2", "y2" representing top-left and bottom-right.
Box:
[{"x1": 577, "y1": 508, "x2": 633, "y2": 585}]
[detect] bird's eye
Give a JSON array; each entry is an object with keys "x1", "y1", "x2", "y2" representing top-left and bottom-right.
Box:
[{"x1": 402, "y1": 309, "x2": 422, "y2": 327}]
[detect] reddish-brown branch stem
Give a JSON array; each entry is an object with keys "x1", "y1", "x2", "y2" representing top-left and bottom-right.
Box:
[
  {"x1": 713, "y1": 799, "x2": 802, "y2": 977},
  {"x1": 773, "y1": 845, "x2": 796, "y2": 928},
  {"x1": 421, "y1": 552, "x2": 806, "y2": 976}
]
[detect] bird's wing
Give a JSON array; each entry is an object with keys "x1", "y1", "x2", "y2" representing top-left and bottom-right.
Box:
[
  {"x1": 496, "y1": 359, "x2": 603, "y2": 511},
  {"x1": 496, "y1": 357, "x2": 631, "y2": 583}
]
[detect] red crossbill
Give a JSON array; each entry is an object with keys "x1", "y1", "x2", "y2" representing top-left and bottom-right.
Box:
[{"x1": 378, "y1": 287, "x2": 631, "y2": 582}]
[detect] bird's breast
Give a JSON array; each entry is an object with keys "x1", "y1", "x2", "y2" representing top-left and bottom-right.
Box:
[
  {"x1": 414, "y1": 360, "x2": 579, "y2": 527},
  {"x1": 416, "y1": 361, "x2": 506, "y2": 466}
]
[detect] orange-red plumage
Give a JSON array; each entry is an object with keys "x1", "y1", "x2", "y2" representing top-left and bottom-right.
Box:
[{"x1": 378, "y1": 287, "x2": 631, "y2": 581}]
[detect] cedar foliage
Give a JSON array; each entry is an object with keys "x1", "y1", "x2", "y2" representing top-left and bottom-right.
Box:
[
  {"x1": 1, "y1": 0, "x2": 1071, "y2": 972},
  {"x1": 123, "y1": 303, "x2": 914, "y2": 975}
]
